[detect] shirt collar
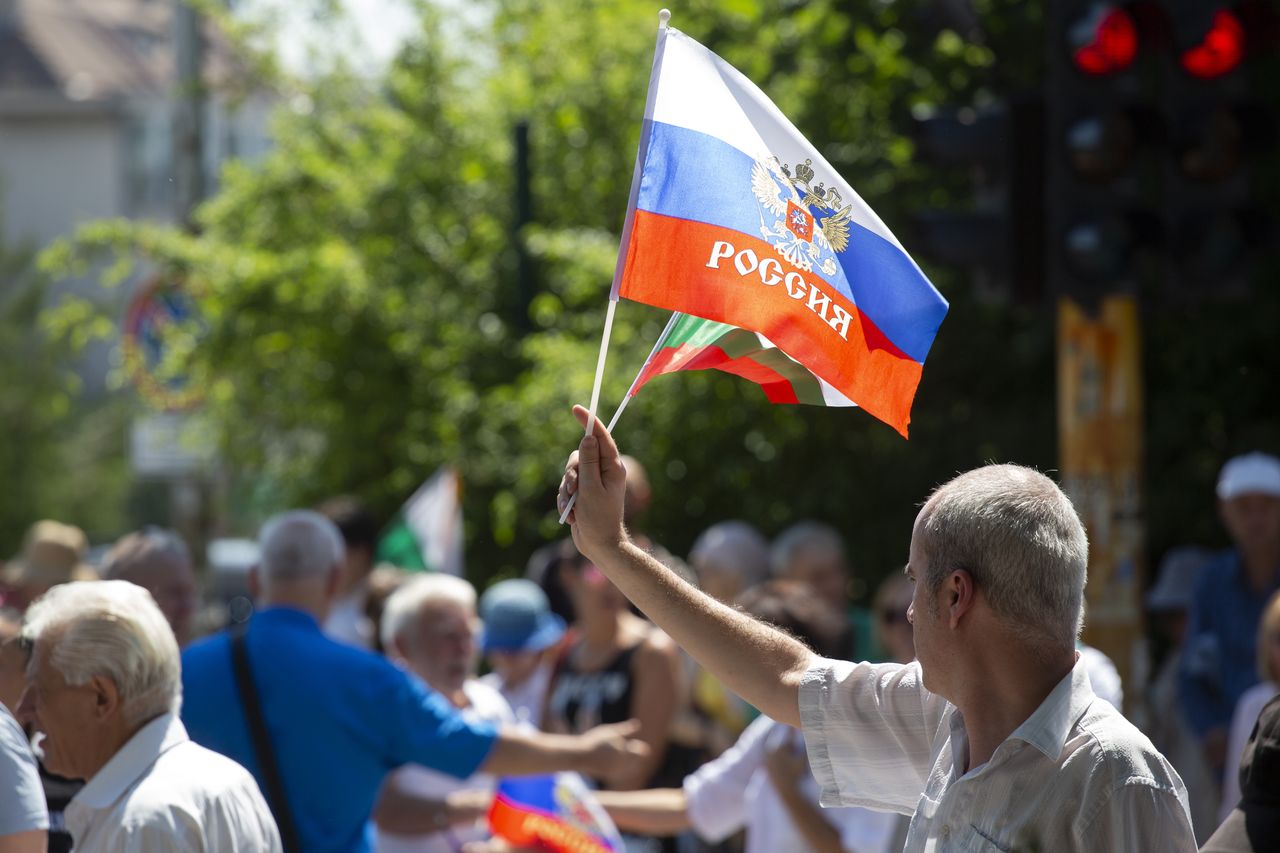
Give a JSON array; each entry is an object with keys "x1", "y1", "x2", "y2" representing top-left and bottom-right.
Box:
[
  {"x1": 1006, "y1": 655, "x2": 1096, "y2": 760},
  {"x1": 71, "y1": 713, "x2": 188, "y2": 811}
]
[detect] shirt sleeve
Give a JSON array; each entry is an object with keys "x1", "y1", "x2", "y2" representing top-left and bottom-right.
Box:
[
  {"x1": 1082, "y1": 781, "x2": 1198, "y2": 853},
  {"x1": 0, "y1": 707, "x2": 48, "y2": 835},
  {"x1": 387, "y1": 670, "x2": 499, "y2": 778},
  {"x1": 799, "y1": 659, "x2": 948, "y2": 813},
  {"x1": 682, "y1": 715, "x2": 775, "y2": 842}
]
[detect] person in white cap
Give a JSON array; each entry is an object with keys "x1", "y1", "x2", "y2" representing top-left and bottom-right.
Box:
[{"x1": 1181, "y1": 452, "x2": 1280, "y2": 780}]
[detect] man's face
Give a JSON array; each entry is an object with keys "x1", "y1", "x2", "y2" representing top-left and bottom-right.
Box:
[
  {"x1": 784, "y1": 546, "x2": 849, "y2": 605},
  {"x1": 122, "y1": 556, "x2": 198, "y2": 647},
  {"x1": 407, "y1": 601, "x2": 477, "y2": 695},
  {"x1": 1221, "y1": 493, "x2": 1280, "y2": 555},
  {"x1": 16, "y1": 638, "x2": 105, "y2": 780},
  {"x1": 906, "y1": 525, "x2": 947, "y2": 695}
]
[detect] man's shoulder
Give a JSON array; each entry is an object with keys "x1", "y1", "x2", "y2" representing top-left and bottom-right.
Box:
[
  {"x1": 1071, "y1": 700, "x2": 1184, "y2": 794},
  {"x1": 133, "y1": 739, "x2": 263, "y2": 808}
]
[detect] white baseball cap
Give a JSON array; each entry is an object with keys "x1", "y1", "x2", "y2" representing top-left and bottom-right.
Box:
[{"x1": 1217, "y1": 452, "x2": 1280, "y2": 501}]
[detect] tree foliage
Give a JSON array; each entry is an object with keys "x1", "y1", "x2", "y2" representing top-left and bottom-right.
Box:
[{"x1": 40, "y1": 0, "x2": 1276, "y2": 593}]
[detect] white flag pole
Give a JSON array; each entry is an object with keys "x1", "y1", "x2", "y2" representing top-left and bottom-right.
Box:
[
  {"x1": 559, "y1": 310, "x2": 682, "y2": 524},
  {"x1": 565, "y1": 9, "x2": 671, "y2": 524}
]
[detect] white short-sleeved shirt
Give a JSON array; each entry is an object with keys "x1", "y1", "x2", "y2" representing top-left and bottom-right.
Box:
[
  {"x1": 376, "y1": 679, "x2": 516, "y2": 853},
  {"x1": 1, "y1": 704, "x2": 48, "y2": 837},
  {"x1": 800, "y1": 658, "x2": 1196, "y2": 852},
  {"x1": 65, "y1": 713, "x2": 281, "y2": 852},
  {"x1": 684, "y1": 714, "x2": 898, "y2": 853}
]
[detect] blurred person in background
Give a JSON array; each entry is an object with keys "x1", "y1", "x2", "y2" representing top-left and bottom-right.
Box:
[
  {"x1": 0, "y1": 608, "x2": 24, "y2": 712},
  {"x1": 363, "y1": 565, "x2": 410, "y2": 655},
  {"x1": 1, "y1": 702, "x2": 47, "y2": 853},
  {"x1": 1144, "y1": 546, "x2": 1219, "y2": 841},
  {"x1": 319, "y1": 496, "x2": 382, "y2": 649},
  {"x1": 686, "y1": 521, "x2": 771, "y2": 756},
  {"x1": 0, "y1": 521, "x2": 97, "y2": 612},
  {"x1": 182, "y1": 511, "x2": 647, "y2": 853},
  {"x1": 872, "y1": 573, "x2": 916, "y2": 666},
  {"x1": 1183, "y1": 452, "x2": 1280, "y2": 777},
  {"x1": 101, "y1": 528, "x2": 199, "y2": 647},
  {"x1": 478, "y1": 579, "x2": 566, "y2": 727},
  {"x1": 1220, "y1": 590, "x2": 1280, "y2": 824},
  {"x1": 772, "y1": 521, "x2": 882, "y2": 662},
  {"x1": 17, "y1": 581, "x2": 280, "y2": 851},
  {"x1": 543, "y1": 548, "x2": 689, "y2": 853},
  {"x1": 1201, "y1": 694, "x2": 1280, "y2": 853},
  {"x1": 594, "y1": 580, "x2": 899, "y2": 853}
]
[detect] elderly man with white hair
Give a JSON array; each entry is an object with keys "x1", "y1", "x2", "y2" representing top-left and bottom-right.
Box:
[
  {"x1": 558, "y1": 406, "x2": 1196, "y2": 852},
  {"x1": 182, "y1": 510, "x2": 647, "y2": 853},
  {"x1": 15, "y1": 581, "x2": 280, "y2": 852}
]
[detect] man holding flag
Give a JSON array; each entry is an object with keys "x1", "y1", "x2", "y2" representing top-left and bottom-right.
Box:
[{"x1": 557, "y1": 407, "x2": 1195, "y2": 851}]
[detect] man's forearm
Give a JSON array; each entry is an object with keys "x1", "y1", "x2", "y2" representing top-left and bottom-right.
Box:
[
  {"x1": 481, "y1": 730, "x2": 594, "y2": 776},
  {"x1": 593, "y1": 789, "x2": 691, "y2": 836},
  {"x1": 772, "y1": 780, "x2": 847, "y2": 853},
  {"x1": 591, "y1": 540, "x2": 814, "y2": 727}
]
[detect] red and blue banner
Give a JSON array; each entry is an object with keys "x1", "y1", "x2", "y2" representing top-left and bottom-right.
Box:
[
  {"x1": 614, "y1": 27, "x2": 948, "y2": 436},
  {"x1": 488, "y1": 773, "x2": 623, "y2": 853}
]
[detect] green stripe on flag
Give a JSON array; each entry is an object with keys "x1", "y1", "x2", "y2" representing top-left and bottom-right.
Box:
[{"x1": 376, "y1": 516, "x2": 430, "y2": 571}]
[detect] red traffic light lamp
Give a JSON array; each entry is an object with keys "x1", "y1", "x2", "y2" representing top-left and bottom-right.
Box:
[
  {"x1": 1072, "y1": 4, "x2": 1140, "y2": 75},
  {"x1": 1180, "y1": 8, "x2": 1246, "y2": 78}
]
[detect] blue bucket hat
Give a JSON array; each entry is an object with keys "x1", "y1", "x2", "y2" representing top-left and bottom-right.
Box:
[{"x1": 479, "y1": 579, "x2": 566, "y2": 653}]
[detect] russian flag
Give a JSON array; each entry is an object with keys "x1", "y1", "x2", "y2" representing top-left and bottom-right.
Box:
[{"x1": 614, "y1": 27, "x2": 948, "y2": 436}]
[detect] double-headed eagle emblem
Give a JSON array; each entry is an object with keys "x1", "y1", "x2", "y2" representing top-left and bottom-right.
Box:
[{"x1": 751, "y1": 155, "x2": 852, "y2": 276}]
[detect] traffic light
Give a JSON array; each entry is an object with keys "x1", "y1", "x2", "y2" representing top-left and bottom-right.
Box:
[
  {"x1": 1047, "y1": 2, "x2": 1164, "y2": 306},
  {"x1": 1047, "y1": 1, "x2": 1278, "y2": 304},
  {"x1": 1159, "y1": 1, "x2": 1277, "y2": 295}
]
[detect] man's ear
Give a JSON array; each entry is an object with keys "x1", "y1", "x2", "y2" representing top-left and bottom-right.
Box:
[
  {"x1": 325, "y1": 565, "x2": 342, "y2": 599},
  {"x1": 90, "y1": 675, "x2": 123, "y2": 721},
  {"x1": 946, "y1": 569, "x2": 978, "y2": 630},
  {"x1": 247, "y1": 565, "x2": 262, "y2": 600}
]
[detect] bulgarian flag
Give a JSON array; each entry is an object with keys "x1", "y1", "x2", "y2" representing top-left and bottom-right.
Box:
[
  {"x1": 633, "y1": 312, "x2": 857, "y2": 406},
  {"x1": 375, "y1": 467, "x2": 464, "y2": 575},
  {"x1": 609, "y1": 19, "x2": 948, "y2": 436}
]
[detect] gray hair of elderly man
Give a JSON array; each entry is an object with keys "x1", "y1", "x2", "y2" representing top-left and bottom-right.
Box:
[
  {"x1": 258, "y1": 509, "x2": 346, "y2": 583},
  {"x1": 770, "y1": 520, "x2": 846, "y2": 576},
  {"x1": 916, "y1": 464, "x2": 1089, "y2": 653},
  {"x1": 689, "y1": 521, "x2": 771, "y2": 589},
  {"x1": 21, "y1": 580, "x2": 182, "y2": 726},
  {"x1": 380, "y1": 573, "x2": 477, "y2": 655}
]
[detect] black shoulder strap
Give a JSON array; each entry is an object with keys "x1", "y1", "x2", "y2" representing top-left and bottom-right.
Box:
[{"x1": 230, "y1": 625, "x2": 302, "y2": 853}]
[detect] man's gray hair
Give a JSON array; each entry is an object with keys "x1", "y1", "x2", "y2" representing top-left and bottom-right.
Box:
[
  {"x1": 380, "y1": 574, "x2": 476, "y2": 653},
  {"x1": 258, "y1": 510, "x2": 345, "y2": 582},
  {"x1": 771, "y1": 520, "x2": 846, "y2": 577},
  {"x1": 689, "y1": 521, "x2": 771, "y2": 588},
  {"x1": 101, "y1": 528, "x2": 191, "y2": 581},
  {"x1": 916, "y1": 464, "x2": 1088, "y2": 651},
  {"x1": 21, "y1": 580, "x2": 181, "y2": 726}
]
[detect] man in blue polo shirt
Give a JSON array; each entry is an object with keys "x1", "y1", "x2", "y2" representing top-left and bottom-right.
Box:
[
  {"x1": 1182, "y1": 452, "x2": 1280, "y2": 777},
  {"x1": 182, "y1": 511, "x2": 646, "y2": 853}
]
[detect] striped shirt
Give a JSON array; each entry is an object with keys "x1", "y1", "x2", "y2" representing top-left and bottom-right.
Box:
[{"x1": 800, "y1": 658, "x2": 1196, "y2": 852}]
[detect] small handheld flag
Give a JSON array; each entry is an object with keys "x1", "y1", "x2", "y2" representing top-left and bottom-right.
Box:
[
  {"x1": 613, "y1": 23, "x2": 948, "y2": 436},
  {"x1": 488, "y1": 773, "x2": 624, "y2": 853}
]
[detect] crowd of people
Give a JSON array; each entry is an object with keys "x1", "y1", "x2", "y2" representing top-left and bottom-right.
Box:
[{"x1": 0, "y1": 436, "x2": 1278, "y2": 852}]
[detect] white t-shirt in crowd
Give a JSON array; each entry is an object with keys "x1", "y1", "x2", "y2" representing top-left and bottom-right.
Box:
[
  {"x1": 0, "y1": 705, "x2": 47, "y2": 837},
  {"x1": 684, "y1": 714, "x2": 899, "y2": 853},
  {"x1": 323, "y1": 587, "x2": 373, "y2": 649},
  {"x1": 480, "y1": 661, "x2": 553, "y2": 728},
  {"x1": 376, "y1": 679, "x2": 515, "y2": 853},
  {"x1": 65, "y1": 713, "x2": 280, "y2": 852},
  {"x1": 1220, "y1": 679, "x2": 1279, "y2": 823}
]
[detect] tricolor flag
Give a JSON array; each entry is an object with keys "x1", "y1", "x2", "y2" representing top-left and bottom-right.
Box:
[
  {"x1": 614, "y1": 26, "x2": 948, "y2": 436},
  {"x1": 488, "y1": 773, "x2": 623, "y2": 853},
  {"x1": 633, "y1": 312, "x2": 856, "y2": 407},
  {"x1": 375, "y1": 467, "x2": 464, "y2": 575}
]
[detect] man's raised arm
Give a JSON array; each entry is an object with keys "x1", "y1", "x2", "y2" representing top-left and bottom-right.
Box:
[{"x1": 558, "y1": 405, "x2": 814, "y2": 727}]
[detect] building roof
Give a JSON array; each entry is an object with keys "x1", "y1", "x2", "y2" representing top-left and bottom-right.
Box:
[{"x1": 0, "y1": 0, "x2": 233, "y2": 110}]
